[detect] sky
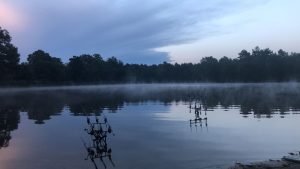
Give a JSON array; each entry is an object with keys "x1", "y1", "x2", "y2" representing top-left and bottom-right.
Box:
[{"x1": 0, "y1": 0, "x2": 299, "y2": 64}]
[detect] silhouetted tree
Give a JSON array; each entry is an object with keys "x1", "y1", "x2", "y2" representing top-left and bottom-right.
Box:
[
  {"x1": 0, "y1": 27, "x2": 20, "y2": 82},
  {"x1": 27, "y1": 50, "x2": 66, "y2": 83},
  {"x1": 219, "y1": 57, "x2": 238, "y2": 82},
  {"x1": 3, "y1": 27, "x2": 300, "y2": 84},
  {"x1": 19, "y1": 48, "x2": 300, "y2": 83},
  {"x1": 67, "y1": 54, "x2": 104, "y2": 82},
  {"x1": 103, "y1": 57, "x2": 125, "y2": 82},
  {"x1": 16, "y1": 63, "x2": 32, "y2": 82},
  {"x1": 200, "y1": 57, "x2": 219, "y2": 81}
]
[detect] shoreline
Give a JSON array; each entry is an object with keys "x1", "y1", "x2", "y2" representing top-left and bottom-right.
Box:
[{"x1": 229, "y1": 153, "x2": 300, "y2": 169}]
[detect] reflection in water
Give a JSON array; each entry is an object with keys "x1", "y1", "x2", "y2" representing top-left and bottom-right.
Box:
[
  {"x1": 0, "y1": 108, "x2": 20, "y2": 149},
  {"x1": 83, "y1": 116, "x2": 115, "y2": 169},
  {"x1": 0, "y1": 84, "x2": 300, "y2": 147},
  {"x1": 1, "y1": 84, "x2": 300, "y2": 121},
  {"x1": 188, "y1": 101, "x2": 208, "y2": 132},
  {"x1": 0, "y1": 84, "x2": 300, "y2": 148},
  {"x1": 0, "y1": 84, "x2": 300, "y2": 169}
]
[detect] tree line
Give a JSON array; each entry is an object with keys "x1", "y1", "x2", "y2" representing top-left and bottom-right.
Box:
[{"x1": 1, "y1": 26, "x2": 300, "y2": 85}]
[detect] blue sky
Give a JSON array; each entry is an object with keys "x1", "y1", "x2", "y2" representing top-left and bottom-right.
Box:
[{"x1": 0, "y1": 0, "x2": 299, "y2": 64}]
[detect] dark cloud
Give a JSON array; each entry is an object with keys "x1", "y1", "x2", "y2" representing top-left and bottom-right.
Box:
[{"x1": 8, "y1": 0, "x2": 267, "y2": 64}]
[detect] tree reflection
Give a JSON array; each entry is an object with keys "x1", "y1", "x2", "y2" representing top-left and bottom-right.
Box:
[
  {"x1": 67, "y1": 92, "x2": 123, "y2": 116},
  {"x1": 0, "y1": 107, "x2": 20, "y2": 149},
  {"x1": 17, "y1": 92, "x2": 64, "y2": 124},
  {"x1": 0, "y1": 85, "x2": 299, "y2": 136},
  {"x1": 0, "y1": 85, "x2": 300, "y2": 149}
]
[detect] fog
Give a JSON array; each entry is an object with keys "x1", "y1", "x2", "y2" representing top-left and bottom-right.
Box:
[
  {"x1": 1, "y1": 83, "x2": 300, "y2": 119},
  {"x1": 1, "y1": 82, "x2": 300, "y2": 96}
]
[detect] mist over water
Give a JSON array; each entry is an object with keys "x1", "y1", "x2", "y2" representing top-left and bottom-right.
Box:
[{"x1": 1, "y1": 83, "x2": 300, "y2": 169}]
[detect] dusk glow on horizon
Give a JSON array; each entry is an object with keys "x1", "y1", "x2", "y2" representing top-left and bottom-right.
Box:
[{"x1": 0, "y1": 1, "x2": 23, "y2": 29}]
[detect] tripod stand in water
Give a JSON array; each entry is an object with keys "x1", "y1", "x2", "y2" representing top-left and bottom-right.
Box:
[
  {"x1": 188, "y1": 101, "x2": 209, "y2": 132},
  {"x1": 82, "y1": 115, "x2": 115, "y2": 169}
]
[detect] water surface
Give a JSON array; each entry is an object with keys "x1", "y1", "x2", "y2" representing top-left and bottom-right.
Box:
[{"x1": 1, "y1": 83, "x2": 300, "y2": 169}]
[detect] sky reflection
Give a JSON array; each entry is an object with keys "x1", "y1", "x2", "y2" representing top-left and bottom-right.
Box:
[{"x1": 1, "y1": 84, "x2": 300, "y2": 169}]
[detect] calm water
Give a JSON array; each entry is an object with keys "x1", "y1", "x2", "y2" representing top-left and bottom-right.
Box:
[{"x1": 1, "y1": 83, "x2": 300, "y2": 169}]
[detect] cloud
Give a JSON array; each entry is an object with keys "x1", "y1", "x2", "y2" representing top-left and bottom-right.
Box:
[{"x1": 4, "y1": 0, "x2": 267, "y2": 64}]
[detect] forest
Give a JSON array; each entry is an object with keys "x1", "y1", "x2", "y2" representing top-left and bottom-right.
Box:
[{"x1": 1, "y1": 26, "x2": 300, "y2": 85}]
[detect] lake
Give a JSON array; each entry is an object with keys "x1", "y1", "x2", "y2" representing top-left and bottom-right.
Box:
[{"x1": 1, "y1": 83, "x2": 300, "y2": 169}]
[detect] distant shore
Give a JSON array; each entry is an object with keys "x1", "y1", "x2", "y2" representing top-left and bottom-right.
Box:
[
  {"x1": 1, "y1": 82, "x2": 300, "y2": 92},
  {"x1": 0, "y1": 81, "x2": 290, "y2": 88}
]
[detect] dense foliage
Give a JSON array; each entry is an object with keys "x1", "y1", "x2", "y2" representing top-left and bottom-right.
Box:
[
  {"x1": 0, "y1": 27, "x2": 19, "y2": 82},
  {"x1": 1, "y1": 26, "x2": 300, "y2": 85}
]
